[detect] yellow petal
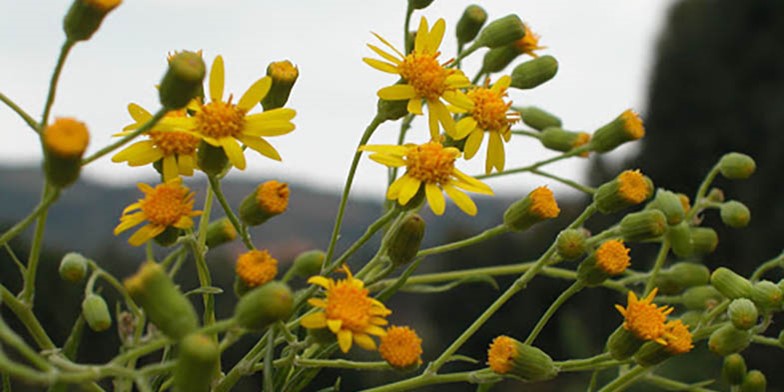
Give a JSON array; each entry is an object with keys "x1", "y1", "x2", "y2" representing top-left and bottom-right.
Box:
[
  {"x1": 363, "y1": 58, "x2": 399, "y2": 74},
  {"x1": 452, "y1": 169, "x2": 494, "y2": 195},
  {"x1": 111, "y1": 141, "x2": 156, "y2": 163},
  {"x1": 444, "y1": 184, "x2": 478, "y2": 216},
  {"x1": 425, "y1": 18, "x2": 446, "y2": 54},
  {"x1": 407, "y1": 98, "x2": 423, "y2": 115},
  {"x1": 300, "y1": 312, "x2": 327, "y2": 329},
  {"x1": 366, "y1": 44, "x2": 401, "y2": 65},
  {"x1": 327, "y1": 319, "x2": 343, "y2": 334},
  {"x1": 128, "y1": 224, "x2": 165, "y2": 247},
  {"x1": 121, "y1": 202, "x2": 141, "y2": 215},
  {"x1": 487, "y1": 131, "x2": 505, "y2": 173},
  {"x1": 369, "y1": 317, "x2": 388, "y2": 326},
  {"x1": 177, "y1": 154, "x2": 195, "y2": 176},
  {"x1": 307, "y1": 276, "x2": 331, "y2": 289},
  {"x1": 397, "y1": 175, "x2": 422, "y2": 205},
  {"x1": 307, "y1": 298, "x2": 327, "y2": 309},
  {"x1": 455, "y1": 118, "x2": 477, "y2": 141},
  {"x1": 113, "y1": 213, "x2": 146, "y2": 235},
  {"x1": 245, "y1": 108, "x2": 296, "y2": 122},
  {"x1": 464, "y1": 129, "x2": 484, "y2": 160},
  {"x1": 209, "y1": 55, "x2": 225, "y2": 103},
  {"x1": 431, "y1": 100, "x2": 455, "y2": 138},
  {"x1": 237, "y1": 76, "x2": 272, "y2": 111},
  {"x1": 414, "y1": 17, "x2": 428, "y2": 53},
  {"x1": 220, "y1": 138, "x2": 246, "y2": 170},
  {"x1": 243, "y1": 120, "x2": 295, "y2": 137},
  {"x1": 386, "y1": 175, "x2": 407, "y2": 200},
  {"x1": 173, "y1": 216, "x2": 194, "y2": 229},
  {"x1": 162, "y1": 155, "x2": 179, "y2": 182},
  {"x1": 127, "y1": 103, "x2": 152, "y2": 124},
  {"x1": 378, "y1": 85, "x2": 417, "y2": 100},
  {"x1": 239, "y1": 136, "x2": 282, "y2": 161},
  {"x1": 126, "y1": 148, "x2": 164, "y2": 167},
  {"x1": 359, "y1": 144, "x2": 409, "y2": 156},
  {"x1": 337, "y1": 329, "x2": 353, "y2": 353},
  {"x1": 371, "y1": 32, "x2": 405, "y2": 59},
  {"x1": 366, "y1": 325, "x2": 387, "y2": 336},
  {"x1": 369, "y1": 153, "x2": 406, "y2": 168},
  {"x1": 443, "y1": 90, "x2": 474, "y2": 111},
  {"x1": 425, "y1": 183, "x2": 446, "y2": 215},
  {"x1": 446, "y1": 73, "x2": 471, "y2": 89},
  {"x1": 353, "y1": 333, "x2": 377, "y2": 351},
  {"x1": 427, "y1": 104, "x2": 440, "y2": 140}
]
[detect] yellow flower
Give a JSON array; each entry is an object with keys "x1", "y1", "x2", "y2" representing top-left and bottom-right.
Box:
[
  {"x1": 162, "y1": 55, "x2": 296, "y2": 170},
  {"x1": 300, "y1": 265, "x2": 391, "y2": 353},
  {"x1": 360, "y1": 141, "x2": 493, "y2": 216},
  {"x1": 595, "y1": 240, "x2": 631, "y2": 275},
  {"x1": 379, "y1": 326, "x2": 423, "y2": 368},
  {"x1": 452, "y1": 76, "x2": 519, "y2": 173},
  {"x1": 114, "y1": 179, "x2": 202, "y2": 246},
  {"x1": 614, "y1": 288, "x2": 673, "y2": 345},
  {"x1": 44, "y1": 117, "x2": 90, "y2": 158},
  {"x1": 487, "y1": 335, "x2": 516, "y2": 374},
  {"x1": 112, "y1": 104, "x2": 201, "y2": 181},
  {"x1": 663, "y1": 320, "x2": 693, "y2": 354},
  {"x1": 514, "y1": 23, "x2": 546, "y2": 58},
  {"x1": 235, "y1": 250, "x2": 278, "y2": 288},
  {"x1": 364, "y1": 17, "x2": 472, "y2": 140},
  {"x1": 618, "y1": 170, "x2": 651, "y2": 204}
]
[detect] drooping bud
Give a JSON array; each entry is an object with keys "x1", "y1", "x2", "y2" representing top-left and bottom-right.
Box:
[
  {"x1": 290, "y1": 250, "x2": 326, "y2": 278},
  {"x1": 749, "y1": 280, "x2": 782, "y2": 311},
  {"x1": 234, "y1": 281, "x2": 293, "y2": 330},
  {"x1": 503, "y1": 186, "x2": 560, "y2": 231},
  {"x1": 654, "y1": 262, "x2": 710, "y2": 294},
  {"x1": 648, "y1": 189, "x2": 685, "y2": 225},
  {"x1": 720, "y1": 201, "x2": 751, "y2": 228},
  {"x1": 711, "y1": 267, "x2": 753, "y2": 300},
  {"x1": 173, "y1": 333, "x2": 220, "y2": 392},
  {"x1": 509, "y1": 55, "x2": 558, "y2": 90},
  {"x1": 722, "y1": 353, "x2": 747, "y2": 386},
  {"x1": 239, "y1": 180, "x2": 289, "y2": 226},
  {"x1": 43, "y1": 117, "x2": 90, "y2": 188},
  {"x1": 593, "y1": 170, "x2": 653, "y2": 214},
  {"x1": 577, "y1": 240, "x2": 630, "y2": 286},
  {"x1": 740, "y1": 370, "x2": 766, "y2": 392},
  {"x1": 555, "y1": 228, "x2": 589, "y2": 261},
  {"x1": 456, "y1": 5, "x2": 487, "y2": 46},
  {"x1": 718, "y1": 152, "x2": 755, "y2": 180},
  {"x1": 475, "y1": 15, "x2": 525, "y2": 49},
  {"x1": 63, "y1": 0, "x2": 122, "y2": 42},
  {"x1": 589, "y1": 109, "x2": 645, "y2": 153},
  {"x1": 205, "y1": 218, "x2": 237, "y2": 248},
  {"x1": 159, "y1": 51, "x2": 206, "y2": 110},
  {"x1": 124, "y1": 261, "x2": 198, "y2": 340},
  {"x1": 708, "y1": 324, "x2": 751, "y2": 356},
  {"x1": 728, "y1": 298, "x2": 758, "y2": 330},
  {"x1": 386, "y1": 214, "x2": 426, "y2": 266},
  {"x1": 517, "y1": 106, "x2": 562, "y2": 131},
  {"x1": 682, "y1": 285, "x2": 724, "y2": 310},
  {"x1": 59, "y1": 252, "x2": 89, "y2": 283},
  {"x1": 619, "y1": 210, "x2": 666, "y2": 242},
  {"x1": 261, "y1": 60, "x2": 299, "y2": 110},
  {"x1": 539, "y1": 127, "x2": 591, "y2": 155},
  {"x1": 486, "y1": 335, "x2": 557, "y2": 381},
  {"x1": 81, "y1": 294, "x2": 111, "y2": 332}
]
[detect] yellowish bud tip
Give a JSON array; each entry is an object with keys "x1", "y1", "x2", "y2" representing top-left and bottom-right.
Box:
[
  {"x1": 595, "y1": 240, "x2": 631, "y2": 275},
  {"x1": 236, "y1": 249, "x2": 278, "y2": 287},
  {"x1": 529, "y1": 186, "x2": 560, "y2": 219},
  {"x1": 618, "y1": 170, "x2": 650, "y2": 204},
  {"x1": 487, "y1": 335, "x2": 516, "y2": 374},
  {"x1": 269, "y1": 60, "x2": 299, "y2": 83},
  {"x1": 44, "y1": 118, "x2": 90, "y2": 157},
  {"x1": 257, "y1": 180, "x2": 290, "y2": 214},
  {"x1": 620, "y1": 109, "x2": 645, "y2": 139},
  {"x1": 84, "y1": 0, "x2": 121, "y2": 12},
  {"x1": 379, "y1": 326, "x2": 423, "y2": 369}
]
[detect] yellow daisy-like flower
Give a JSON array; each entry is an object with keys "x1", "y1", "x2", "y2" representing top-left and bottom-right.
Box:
[
  {"x1": 360, "y1": 141, "x2": 493, "y2": 216},
  {"x1": 379, "y1": 326, "x2": 423, "y2": 369},
  {"x1": 363, "y1": 17, "x2": 472, "y2": 140},
  {"x1": 663, "y1": 320, "x2": 693, "y2": 354},
  {"x1": 162, "y1": 55, "x2": 296, "y2": 170},
  {"x1": 300, "y1": 265, "x2": 391, "y2": 353},
  {"x1": 514, "y1": 23, "x2": 546, "y2": 58},
  {"x1": 614, "y1": 288, "x2": 673, "y2": 345},
  {"x1": 112, "y1": 104, "x2": 201, "y2": 181},
  {"x1": 452, "y1": 76, "x2": 519, "y2": 174},
  {"x1": 235, "y1": 249, "x2": 278, "y2": 288},
  {"x1": 114, "y1": 178, "x2": 202, "y2": 246},
  {"x1": 595, "y1": 240, "x2": 631, "y2": 275}
]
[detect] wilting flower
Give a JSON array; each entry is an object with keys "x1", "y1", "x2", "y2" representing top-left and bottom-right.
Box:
[
  {"x1": 514, "y1": 23, "x2": 546, "y2": 57},
  {"x1": 615, "y1": 288, "x2": 673, "y2": 345}
]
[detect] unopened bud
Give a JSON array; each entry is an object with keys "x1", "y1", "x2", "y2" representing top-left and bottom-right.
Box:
[
  {"x1": 707, "y1": 187, "x2": 725, "y2": 203},
  {"x1": 555, "y1": 228, "x2": 589, "y2": 261},
  {"x1": 719, "y1": 153, "x2": 755, "y2": 180},
  {"x1": 174, "y1": 333, "x2": 219, "y2": 392},
  {"x1": 503, "y1": 186, "x2": 560, "y2": 231},
  {"x1": 456, "y1": 5, "x2": 487, "y2": 45},
  {"x1": 291, "y1": 250, "x2": 326, "y2": 278},
  {"x1": 708, "y1": 324, "x2": 751, "y2": 356},
  {"x1": 749, "y1": 280, "x2": 782, "y2": 311},
  {"x1": 408, "y1": 0, "x2": 435, "y2": 10},
  {"x1": 517, "y1": 106, "x2": 562, "y2": 130},
  {"x1": 620, "y1": 210, "x2": 666, "y2": 242},
  {"x1": 606, "y1": 326, "x2": 644, "y2": 360},
  {"x1": 239, "y1": 180, "x2": 289, "y2": 226},
  {"x1": 711, "y1": 267, "x2": 753, "y2": 300},
  {"x1": 510, "y1": 55, "x2": 558, "y2": 90},
  {"x1": 740, "y1": 370, "x2": 766, "y2": 392},
  {"x1": 682, "y1": 285, "x2": 724, "y2": 310},
  {"x1": 728, "y1": 298, "x2": 758, "y2": 330},
  {"x1": 82, "y1": 294, "x2": 111, "y2": 332},
  {"x1": 205, "y1": 218, "x2": 237, "y2": 248},
  {"x1": 197, "y1": 141, "x2": 228, "y2": 176},
  {"x1": 63, "y1": 0, "x2": 121, "y2": 42},
  {"x1": 649, "y1": 189, "x2": 685, "y2": 225},
  {"x1": 486, "y1": 335, "x2": 557, "y2": 381},
  {"x1": 577, "y1": 240, "x2": 630, "y2": 286},
  {"x1": 690, "y1": 227, "x2": 719, "y2": 256},
  {"x1": 159, "y1": 51, "x2": 206, "y2": 110},
  {"x1": 476, "y1": 15, "x2": 525, "y2": 48},
  {"x1": 481, "y1": 44, "x2": 520, "y2": 74},
  {"x1": 386, "y1": 214, "x2": 426, "y2": 266},
  {"x1": 43, "y1": 118, "x2": 89, "y2": 188},
  {"x1": 593, "y1": 170, "x2": 653, "y2": 214},
  {"x1": 59, "y1": 252, "x2": 89, "y2": 283},
  {"x1": 261, "y1": 60, "x2": 299, "y2": 110},
  {"x1": 539, "y1": 127, "x2": 590, "y2": 155},
  {"x1": 234, "y1": 281, "x2": 293, "y2": 330},
  {"x1": 590, "y1": 109, "x2": 645, "y2": 153},
  {"x1": 654, "y1": 262, "x2": 710, "y2": 294},
  {"x1": 723, "y1": 353, "x2": 747, "y2": 385},
  {"x1": 720, "y1": 201, "x2": 751, "y2": 228}
]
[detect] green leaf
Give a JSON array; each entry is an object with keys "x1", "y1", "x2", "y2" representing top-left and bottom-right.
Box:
[
  {"x1": 185, "y1": 286, "x2": 224, "y2": 296},
  {"x1": 445, "y1": 354, "x2": 479, "y2": 364},
  {"x1": 402, "y1": 275, "x2": 499, "y2": 293}
]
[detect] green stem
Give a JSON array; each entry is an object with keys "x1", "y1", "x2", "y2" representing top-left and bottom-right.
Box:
[
  {"x1": 750, "y1": 335, "x2": 782, "y2": 348},
  {"x1": 417, "y1": 225, "x2": 509, "y2": 257},
  {"x1": 643, "y1": 238, "x2": 671, "y2": 296},
  {"x1": 556, "y1": 353, "x2": 617, "y2": 372},
  {"x1": 293, "y1": 359, "x2": 391, "y2": 370},
  {"x1": 403, "y1": 5, "x2": 414, "y2": 54},
  {"x1": 361, "y1": 368, "x2": 497, "y2": 392},
  {"x1": 525, "y1": 281, "x2": 585, "y2": 345},
  {"x1": 511, "y1": 129, "x2": 541, "y2": 138},
  {"x1": 81, "y1": 109, "x2": 167, "y2": 165},
  {"x1": 471, "y1": 69, "x2": 485, "y2": 85},
  {"x1": 185, "y1": 236, "x2": 215, "y2": 335},
  {"x1": 598, "y1": 365, "x2": 650, "y2": 392},
  {"x1": 686, "y1": 164, "x2": 720, "y2": 221},
  {"x1": 0, "y1": 317, "x2": 51, "y2": 371},
  {"x1": 40, "y1": 41, "x2": 75, "y2": 131},
  {"x1": 531, "y1": 168, "x2": 596, "y2": 194},
  {"x1": 477, "y1": 146, "x2": 590, "y2": 180},
  {"x1": 20, "y1": 183, "x2": 53, "y2": 304},
  {"x1": 750, "y1": 251, "x2": 784, "y2": 282},
  {"x1": 0, "y1": 188, "x2": 59, "y2": 248},
  {"x1": 263, "y1": 329, "x2": 275, "y2": 392},
  {"x1": 0, "y1": 286, "x2": 54, "y2": 349},
  {"x1": 213, "y1": 330, "x2": 269, "y2": 392},
  {"x1": 0, "y1": 92, "x2": 39, "y2": 133},
  {"x1": 643, "y1": 374, "x2": 718, "y2": 392},
  {"x1": 207, "y1": 175, "x2": 253, "y2": 249},
  {"x1": 331, "y1": 206, "x2": 399, "y2": 275}
]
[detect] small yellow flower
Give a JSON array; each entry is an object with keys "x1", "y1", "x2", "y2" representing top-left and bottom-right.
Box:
[
  {"x1": 84, "y1": 0, "x2": 121, "y2": 12},
  {"x1": 162, "y1": 55, "x2": 296, "y2": 170},
  {"x1": 44, "y1": 117, "x2": 90, "y2": 158},
  {"x1": 595, "y1": 240, "x2": 631, "y2": 275},
  {"x1": 300, "y1": 265, "x2": 391, "y2": 353},
  {"x1": 363, "y1": 17, "x2": 473, "y2": 139},
  {"x1": 614, "y1": 288, "x2": 673, "y2": 345},
  {"x1": 618, "y1": 170, "x2": 651, "y2": 205},
  {"x1": 112, "y1": 104, "x2": 201, "y2": 181},
  {"x1": 620, "y1": 109, "x2": 645, "y2": 140},
  {"x1": 514, "y1": 23, "x2": 546, "y2": 58},
  {"x1": 663, "y1": 320, "x2": 693, "y2": 354},
  {"x1": 360, "y1": 141, "x2": 493, "y2": 216},
  {"x1": 235, "y1": 250, "x2": 278, "y2": 288},
  {"x1": 255, "y1": 180, "x2": 289, "y2": 215},
  {"x1": 452, "y1": 76, "x2": 519, "y2": 174},
  {"x1": 487, "y1": 335, "x2": 516, "y2": 374},
  {"x1": 114, "y1": 179, "x2": 202, "y2": 246},
  {"x1": 379, "y1": 326, "x2": 423, "y2": 368}
]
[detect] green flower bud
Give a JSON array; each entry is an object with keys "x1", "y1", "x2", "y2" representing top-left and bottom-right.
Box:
[
  {"x1": 456, "y1": 4, "x2": 487, "y2": 46},
  {"x1": 740, "y1": 370, "x2": 766, "y2": 392},
  {"x1": 481, "y1": 44, "x2": 520, "y2": 74},
  {"x1": 153, "y1": 226, "x2": 180, "y2": 247},
  {"x1": 124, "y1": 262, "x2": 198, "y2": 340},
  {"x1": 668, "y1": 222, "x2": 692, "y2": 258},
  {"x1": 620, "y1": 210, "x2": 667, "y2": 242},
  {"x1": 711, "y1": 267, "x2": 753, "y2": 300},
  {"x1": 678, "y1": 311, "x2": 703, "y2": 328},
  {"x1": 205, "y1": 218, "x2": 237, "y2": 248},
  {"x1": 707, "y1": 187, "x2": 725, "y2": 203},
  {"x1": 589, "y1": 109, "x2": 645, "y2": 153},
  {"x1": 43, "y1": 118, "x2": 89, "y2": 188},
  {"x1": 239, "y1": 180, "x2": 289, "y2": 226},
  {"x1": 719, "y1": 152, "x2": 755, "y2": 180},
  {"x1": 503, "y1": 186, "x2": 560, "y2": 231},
  {"x1": 749, "y1": 280, "x2": 782, "y2": 311},
  {"x1": 510, "y1": 55, "x2": 558, "y2": 90},
  {"x1": 539, "y1": 127, "x2": 591, "y2": 154},
  {"x1": 197, "y1": 141, "x2": 228, "y2": 176},
  {"x1": 649, "y1": 189, "x2": 685, "y2": 225},
  {"x1": 722, "y1": 353, "x2": 747, "y2": 385},
  {"x1": 174, "y1": 333, "x2": 219, "y2": 392},
  {"x1": 476, "y1": 15, "x2": 525, "y2": 49},
  {"x1": 291, "y1": 250, "x2": 326, "y2": 278},
  {"x1": 728, "y1": 298, "x2": 758, "y2": 330},
  {"x1": 63, "y1": 0, "x2": 121, "y2": 42},
  {"x1": 577, "y1": 240, "x2": 630, "y2": 286},
  {"x1": 408, "y1": 0, "x2": 435, "y2": 10},
  {"x1": 720, "y1": 201, "x2": 751, "y2": 228},
  {"x1": 517, "y1": 106, "x2": 562, "y2": 131},
  {"x1": 82, "y1": 294, "x2": 111, "y2": 332},
  {"x1": 555, "y1": 228, "x2": 589, "y2": 261},
  {"x1": 159, "y1": 51, "x2": 206, "y2": 110},
  {"x1": 606, "y1": 326, "x2": 645, "y2": 360},
  {"x1": 654, "y1": 262, "x2": 710, "y2": 294},
  {"x1": 386, "y1": 214, "x2": 426, "y2": 266},
  {"x1": 234, "y1": 281, "x2": 293, "y2": 330},
  {"x1": 593, "y1": 170, "x2": 653, "y2": 214},
  {"x1": 59, "y1": 252, "x2": 89, "y2": 283},
  {"x1": 690, "y1": 227, "x2": 719, "y2": 256},
  {"x1": 487, "y1": 335, "x2": 557, "y2": 381},
  {"x1": 261, "y1": 60, "x2": 299, "y2": 110},
  {"x1": 708, "y1": 324, "x2": 751, "y2": 356},
  {"x1": 377, "y1": 94, "x2": 409, "y2": 122},
  {"x1": 682, "y1": 285, "x2": 724, "y2": 310}
]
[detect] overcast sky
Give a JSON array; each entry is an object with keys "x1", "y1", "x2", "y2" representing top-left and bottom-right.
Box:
[{"x1": 0, "y1": 0, "x2": 676, "y2": 199}]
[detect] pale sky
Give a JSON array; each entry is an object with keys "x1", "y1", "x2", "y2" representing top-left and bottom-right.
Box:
[{"x1": 0, "y1": 0, "x2": 676, "y2": 198}]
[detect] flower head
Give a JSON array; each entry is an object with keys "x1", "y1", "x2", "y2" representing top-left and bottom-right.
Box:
[
  {"x1": 300, "y1": 265, "x2": 391, "y2": 353},
  {"x1": 595, "y1": 240, "x2": 631, "y2": 275},
  {"x1": 514, "y1": 23, "x2": 546, "y2": 57},
  {"x1": 614, "y1": 289, "x2": 673, "y2": 344},
  {"x1": 453, "y1": 76, "x2": 520, "y2": 173},
  {"x1": 112, "y1": 104, "x2": 201, "y2": 181},
  {"x1": 487, "y1": 335, "x2": 516, "y2": 374},
  {"x1": 364, "y1": 17, "x2": 472, "y2": 139},
  {"x1": 236, "y1": 250, "x2": 278, "y2": 288},
  {"x1": 161, "y1": 55, "x2": 296, "y2": 170},
  {"x1": 114, "y1": 179, "x2": 202, "y2": 246},
  {"x1": 379, "y1": 326, "x2": 423, "y2": 368},
  {"x1": 361, "y1": 141, "x2": 493, "y2": 216},
  {"x1": 44, "y1": 117, "x2": 89, "y2": 158},
  {"x1": 618, "y1": 170, "x2": 650, "y2": 204},
  {"x1": 620, "y1": 109, "x2": 645, "y2": 140},
  {"x1": 663, "y1": 320, "x2": 693, "y2": 354}
]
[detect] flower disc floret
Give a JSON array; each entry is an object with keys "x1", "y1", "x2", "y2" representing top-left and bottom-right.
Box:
[
  {"x1": 614, "y1": 289, "x2": 673, "y2": 344},
  {"x1": 196, "y1": 100, "x2": 246, "y2": 139},
  {"x1": 256, "y1": 180, "x2": 290, "y2": 214},
  {"x1": 618, "y1": 170, "x2": 650, "y2": 204},
  {"x1": 664, "y1": 320, "x2": 693, "y2": 354},
  {"x1": 595, "y1": 240, "x2": 631, "y2": 275},
  {"x1": 487, "y1": 335, "x2": 516, "y2": 374},
  {"x1": 621, "y1": 109, "x2": 645, "y2": 139},
  {"x1": 379, "y1": 326, "x2": 423, "y2": 368},
  {"x1": 398, "y1": 53, "x2": 451, "y2": 101},
  {"x1": 529, "y1": 186, "x2": 560, "y2": 219},
  {"x1": 236, "y1": 250, "x2": 278, "y2": 287},
  {"x1": 44, "y1": 118, "x2": 90, "y2": 157}
]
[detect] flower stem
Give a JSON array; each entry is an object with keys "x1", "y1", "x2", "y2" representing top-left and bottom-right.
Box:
[
  {"x1": 477, "y1": 146, "x2": 591, "y2": 180},
  {"x1": 263, "y1": 329, "x2": 275, "y2": 392},
  {"x1": 687, "y1": 164, "x2": 720, "y2": 221},
  {"x1": 331, "y1": 206, "x2": 399, "y2": 275},
  {"x1": 294, "y1": 359, "x2": 391, "y2": 370},
  {"x1": 531, "y1": 168, "x2": 596, "y2": 194},
  {"x1": 643, "y1": 374, "x2": 719, "y2": 392},
  {"x1": 361, "y1": 368, "x2": 497, "y2": 392},
  {"x1": 81, "y1": 108, "x2": 168, "y2": 166},
  {"x1": 0, "y1": 92, "x2": 39, "y2": 133},
  {"x1": 0, "y1": 285, "x2": 54, "y2": 350},
  {"x1": 749, "y1": 250, "x2": 784, "y2": 282},
  {"x1": 525, "y1": 281, "x2": 585, "y2": 345},
  {"x1": 20, "y1": 183, "x2": 56, "y2": 304},
  {"x1": 511, "y1": 129, "x2": 541, "y2": 138},
  {"x1": 597, "y1": 365, "x2": 650, "y2": 392},
  {"x1": 417, "y1": 225, "x2": 509, "y2": 257},
  {"x1": 556, "y1": 353, "x2": 618, "y2": 372},
  {"x1": 40, "y1": 41, "x2": 75, "y2": 132},
  {"x1": 207, "y1": 175, "x2": 254, "y2": 250},
  {"x1": 0, "y1": 187, "x2": 59, "y2": 248},
  {"x1": 185, "y1": 236, "x2": 216, "y2": 336},
  {"x1": 643, "y1": 237, "x2": 671, "y2": 296}
]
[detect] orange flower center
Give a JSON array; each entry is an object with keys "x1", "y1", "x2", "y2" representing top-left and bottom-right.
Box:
[
  {"x1": 44, "y1": 118, "x2": 90, "y2": 157},
  {"x1": 398, "y1": 53, "x2": 451, "y2": 101},
  {"x1": 379, "y1": 326, "x2": 423, "y2": 368},
  {"x1": 236, "y1": 249, "x2": 278, "y2": 287},
  {"x1": 529, "y1": 186, "x2": 560, "y2": 219},
  {"x1": 325, "y1": 280, "x2": 373, "y2": 332},
  {"x1": 664, "y1": 320, "x2": 693, "y2": 354},
  {"x1": 139, "y1": 183, "x2": 195, "y2": 227},
  {"x1": 467, "y1": 87, "x2": 516, "y2": 132},
  {"x1": 487, "y1": 335, "x2": 516, "y2": 374},
  {"x1": 617, "y1": 291, "x2": 672, "y2": 342},
  {"x1": 595, "y1": 240, "x2": 631, "y2": 275},
  {"x1": 255, "y1": 180, "x2": 290, "y2": 214},
  {"x1": 621, "y1": 109, "x2": 645, "y2": 139},
  {"x1": 196, "y1": 100, "x2": 246, "y2": 139},
  {"x1": 405, "y1": 142, "x2": 458, "y2": 184},
  {"x1": 618, "y1": 170, "x2": 650, "y2": 204},
  {"x1": 148, "y1": 131, "x2": 200, "y2": 156}
]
